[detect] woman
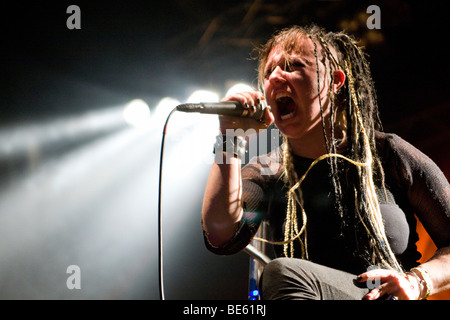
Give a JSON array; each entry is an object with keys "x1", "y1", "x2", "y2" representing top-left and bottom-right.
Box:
[{"x1": 201, "y1": 25, "x2": 450, "y2": 300}]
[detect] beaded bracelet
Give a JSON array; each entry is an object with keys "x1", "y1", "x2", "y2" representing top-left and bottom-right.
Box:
[{"x1": 410, "y1": 266, "x2": 433, "y2": 299}]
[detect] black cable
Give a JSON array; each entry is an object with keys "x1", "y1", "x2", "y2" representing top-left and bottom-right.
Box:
[{"x1": 157, "y1": 107, "x2": 177, "y2": 300}]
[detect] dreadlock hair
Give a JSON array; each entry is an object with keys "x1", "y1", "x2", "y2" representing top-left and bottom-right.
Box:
[{"x1": 254, "y1": 24, "x2": 403, "y2": 273}]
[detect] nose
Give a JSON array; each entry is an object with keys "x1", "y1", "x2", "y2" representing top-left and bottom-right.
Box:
[{"x1": 268, "y1": 66, "x2": 286, "y2": 84}]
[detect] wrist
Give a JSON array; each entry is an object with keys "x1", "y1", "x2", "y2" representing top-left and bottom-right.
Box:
[
  {"x1": 409, "y1": 266, "x2": 433, "y2": 299},
  {"x1": 405, "y1": 272, "x2": 422, "y2": 300},
  {"x1": 213, "y1": 133, "x2": 247, "y2": 160}
]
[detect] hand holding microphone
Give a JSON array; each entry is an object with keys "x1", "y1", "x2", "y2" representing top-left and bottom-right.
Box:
[{"x1": 176, "y1": 91, "x2": 274, "y2": 134}]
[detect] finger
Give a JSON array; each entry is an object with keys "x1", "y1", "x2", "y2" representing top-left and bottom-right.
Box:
[
  {"x1": 356, "y1": 269, "x2": 394, "y2": 282},
  {"x1": 360, "y1": 270, "x2": 415, "y2": 300},
  {"x1": 219, "y1": 91, "x2": 269, "y2": 132},
  {"x1": 362, "y1": 283, "x2": 389, "y2": 300},
  {"x1": 238, "y1": 91, "x2": 265, "y2": 111},
  {"x1": 252, "y1": 93, "x2": 266, "y2": 112},
  {"x1": 221, "y1": 92, "x2": 251, "y2": 108},
  {"x1": 263, "y1": 106, "x2": 275, "y2": 127},
  {"x1": 237, "y1": 92, "x2": 257, "y2": 107}
]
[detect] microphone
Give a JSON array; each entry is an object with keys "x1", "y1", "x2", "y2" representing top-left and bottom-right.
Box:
[{"x1": 176, "y1": 101, "x2": 267, "y2": 122}]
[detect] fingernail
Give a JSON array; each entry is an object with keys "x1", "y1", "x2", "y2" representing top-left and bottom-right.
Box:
[
  {"x1": 356, "y1": 275, "x2": 363, "y2": 281},
  {"x1": 244, "y1": 103, "x2": 250, "y2": 109}
]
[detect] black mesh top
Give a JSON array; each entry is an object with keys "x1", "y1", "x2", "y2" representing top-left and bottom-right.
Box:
[{"x1": 203, "y1": 132, "x2": 450, "y2": 274}]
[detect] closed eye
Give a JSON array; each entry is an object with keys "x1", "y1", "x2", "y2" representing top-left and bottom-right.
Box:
[
  {"x1": 264, "y1": 67, "x2": 274, "y2": 79},
  {"x1": 286, "y1": 61, "x2": 305, "y2": 71},
  {"x1": 264, "y1": 59, "x2": 305, "y2": 79}
]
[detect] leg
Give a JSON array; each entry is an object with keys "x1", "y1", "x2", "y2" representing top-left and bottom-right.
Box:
[{"x1": 260, "y1": 258, "x2": 369, "y2": 300}]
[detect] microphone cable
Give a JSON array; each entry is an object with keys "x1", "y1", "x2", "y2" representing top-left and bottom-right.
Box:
[
  {"x1": 157, "y1": 102, "x2": 267, "y2": 300},
  {"x1": 157, "y1": 107, "x2": 177, "y2": 300}
]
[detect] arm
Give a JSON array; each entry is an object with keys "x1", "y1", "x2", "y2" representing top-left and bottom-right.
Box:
[
  {"x1": 415, "y1": 246, "x2": 450, "y2": 297},
  {"x1": 359, "y1": 134, "x2": 450, "y2": 300},
  {"x1": 358, "y1": 246, "x2": 450, "y2": 300},
  {"x1": 201, "y1": 91, "x2": 274, "y2": 247},
  {"x1": 202, "y1": 152, "x2": 244, "y2": 247}
]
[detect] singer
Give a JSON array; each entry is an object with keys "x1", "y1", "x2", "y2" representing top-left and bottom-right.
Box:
[{"x1": 201, "y1": 24, "x2": 450, "y2": 300}]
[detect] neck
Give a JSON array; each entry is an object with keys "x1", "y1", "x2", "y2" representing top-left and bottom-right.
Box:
[
  {"x1": 288, "y1": 133, "x2": 328, "y2": 159},
  {"x1": 287, "y1": 122, "x2": 346, "y2": 159}
]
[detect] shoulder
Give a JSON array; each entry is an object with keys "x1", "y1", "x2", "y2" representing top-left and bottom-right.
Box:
[
  {"x1": 375, "y1": 131, "x2": 438, "y2": 179},
  {"x1": 375, "y1": 131, "x2": 449, "y2": 205},
  {"x1": 375, "y1": 131, "x2": 419, "y2": 156}
]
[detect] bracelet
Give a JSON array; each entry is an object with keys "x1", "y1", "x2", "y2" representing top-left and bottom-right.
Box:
[
  {"x1": 410, "y1": 266, "x2": 433, "y2": 299},
  {"x1": 405, "y1": 271, "x2": 424, "y2": 300},
  {"x1": 213, "y1": 134, "x2": 247, "y2": 159}
]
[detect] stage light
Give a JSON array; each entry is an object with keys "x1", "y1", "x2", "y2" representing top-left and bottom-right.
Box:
[
  {"x1": 162, "y1": 90, "x2": 220, "y2": 139},
  {"x1": 0, "y1": 104, "x2": 163, "y2": 299},
  {"x1": 184, "y1": 89, "x2": 220, "y2": 136},
  {"x1": 0, "y1": 88, "x2": 243, "y2": 299},
  {"x1": 153, "y1": 97, "x2": 181, "y2": 128},
  {"x1": 186, "y1": 90, "x2": 219, "y2": 103},
  {"x1": 155, "y1": 97, "x2": 181, "y2": 117},
  {"x1": 153, "y1": 91, "x2": 219, "y2": 176},
  {"x1": 225, "y1": 83, "x2": 254, "y2": 97},
  {"x1": 0, "y1": 106, "x2": 126, "y2": 162},
  {"x1": 249, "y1": 289, "x2": 260, "y2": 300},
  {"x1": 123, "y1": 99, "x2": 151, "y2": 129}
]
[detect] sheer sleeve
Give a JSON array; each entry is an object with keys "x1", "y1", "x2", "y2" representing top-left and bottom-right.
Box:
[
  {"x1": 380, "y1": 132, "x2": 450, "y2": 248},
  {"x1": 203, "y1": 149, "x2": 283, "y2": 255}
]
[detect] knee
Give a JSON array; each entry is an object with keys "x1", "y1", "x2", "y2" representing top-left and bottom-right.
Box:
[
  {"x1": 262, "y1": 258, "x2": 293, "y2": 279},
  {"x1": 260, "y1": 258, "x2": 300, "y2": 300},
  {"x1": 263, "y1": 257, "x2": 312, "y2": 279},
  {"x1": 260, "y1": 258, "x2": 319, "y2": 300}
]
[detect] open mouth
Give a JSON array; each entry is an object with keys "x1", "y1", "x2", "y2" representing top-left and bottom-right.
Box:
[{"x1": 275, "y1": 93, "x2": 296, "y2": 121}]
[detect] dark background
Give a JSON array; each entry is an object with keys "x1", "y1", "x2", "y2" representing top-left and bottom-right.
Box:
[{"x1": 1, "y1": 0, "x2": 448, "y2": 299}]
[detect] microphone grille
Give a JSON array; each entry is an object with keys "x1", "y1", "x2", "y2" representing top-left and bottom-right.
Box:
[{"x1": 176, "y1": 103, "x2": 200, "y2": 112}]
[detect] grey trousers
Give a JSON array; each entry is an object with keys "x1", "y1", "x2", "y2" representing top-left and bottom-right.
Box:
[{"x1": 260, "y1": 258, "x2": 370, "y2": 300}]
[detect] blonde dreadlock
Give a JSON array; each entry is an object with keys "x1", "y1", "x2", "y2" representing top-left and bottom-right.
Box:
[{"x1": 253, "y1": 24, "x2": 403, "y2": 273}]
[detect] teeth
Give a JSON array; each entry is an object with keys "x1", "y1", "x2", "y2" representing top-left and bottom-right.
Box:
[
  {"x1": 280, "y1": 112, "x2": 294, "y2": 120},
  {"x1": 275, "y1": 92, "x2": 293, "y2": 101}
]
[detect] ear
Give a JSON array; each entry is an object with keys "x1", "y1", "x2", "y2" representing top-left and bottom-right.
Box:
[{"x1": 332, "y1": 70, "x2": 346, "y2": 93}]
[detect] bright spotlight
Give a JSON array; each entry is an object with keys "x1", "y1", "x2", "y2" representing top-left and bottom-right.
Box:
[
  {"x1": 186, "y1": 90, "x2": 219, "y2": 103},
  {"x1": 225, "y1": 83, "x2": 254, "y2": 97},
  {"x1": 123, "y1": 99, "x2": 151, "y2": 128},
  {"x1": 154, "y1": 97, "x2": 181, "y2": 123}
]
